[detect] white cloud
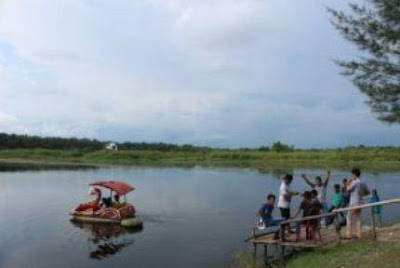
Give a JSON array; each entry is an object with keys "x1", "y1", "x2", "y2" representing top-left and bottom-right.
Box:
[
  {"x1": 0, "y1": 111, "x2": 17, "y2": 129},
  {"x1": 0, "y1": 0, "x2": 399, "y2": 147}
]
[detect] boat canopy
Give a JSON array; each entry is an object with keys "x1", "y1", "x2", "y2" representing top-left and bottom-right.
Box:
[{"x1": 90, "y1": 181, "x2": 134, "y2": 195}]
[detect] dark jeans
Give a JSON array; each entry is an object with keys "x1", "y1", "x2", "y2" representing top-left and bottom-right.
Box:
[
  {"x1": 279, "y1": 207, "x2": 291, "y2": 234},
  {"x1": 279, "y1": 207, "x2": 291, "y2": 220}
]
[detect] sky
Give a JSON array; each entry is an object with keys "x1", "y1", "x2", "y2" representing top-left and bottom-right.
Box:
[{"x1": 0, "y1": 0, "x2": 399, "y2": 148}]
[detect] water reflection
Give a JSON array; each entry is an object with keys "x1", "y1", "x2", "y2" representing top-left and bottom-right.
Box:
[
  {"x1": 70, "y1": 221, "x2": 143, "y2": 260},
  {"x1": 0, "y1": 164, "x2": 399, "y2": 267}
]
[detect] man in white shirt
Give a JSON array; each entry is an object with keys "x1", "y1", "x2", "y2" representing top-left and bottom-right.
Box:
[
  {"x1": 278, "y1": 174, "x2": 299, "y2": 235},
  {"x1": 301, "y1": 170, "x2": 330, "y2": 204},
  {"x1": 346, "y1": 168, "x2": 362, "y2": 239}
]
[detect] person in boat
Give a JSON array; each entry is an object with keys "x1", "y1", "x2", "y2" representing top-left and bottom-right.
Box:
[
  {"x1": 258, "y1": 194, "x2": 283, "y2": 227},
  {"x1": 101, "y1": 197, "x2": 112, "y2": 208},
  {"x1": 301, "y1": 170, "x2": 331, "y2": 226},
  {"x1": 291, "y1": 191, "x2": 313, "y2": 241},
  {"x1": 278, "y1": 174, "x2": 299, "y2": 236},
  {"x1": 113, "y1": 195, "x2": 124, "y2": 209}
]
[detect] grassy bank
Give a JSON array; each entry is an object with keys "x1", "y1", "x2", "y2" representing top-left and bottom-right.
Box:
[
  {"x1": 0, "y1": 147, "x2": 399, "y2": 172},
  {"x1": 285, "y1": 239, "x2": 400, "y2": 268},
  {"x1": 233, "y1": 223, "x2": 400, "y2": 268},
  {"x1": 233, "y1": 237, "x2": 400, "y2": 268}
]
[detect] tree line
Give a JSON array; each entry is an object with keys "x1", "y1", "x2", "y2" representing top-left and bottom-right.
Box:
[
  {"x1": 2, "y1": 133, "x2": 396, "y2": 152},
  {"x1": 0, "y1": 133, "x2": 212, "y2": 152},
  {"x1": 0, "y1": 133, "x2": 298, "y2": 152},
  {"x1": 0, "y1": 133, "x2": 104, "y2": 151}
]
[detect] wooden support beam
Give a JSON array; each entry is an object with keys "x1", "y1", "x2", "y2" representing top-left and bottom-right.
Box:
[{"x1": 371, "y1": 207, "x2": 376, "y2": 240}]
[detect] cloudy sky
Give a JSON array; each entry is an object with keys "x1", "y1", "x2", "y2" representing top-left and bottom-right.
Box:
[{"x1": 0, "y1": 0, "x2": 399, "y2": 148}]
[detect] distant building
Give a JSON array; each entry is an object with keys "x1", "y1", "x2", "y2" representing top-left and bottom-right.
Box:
[{"x1": 105, "y1": 142, "x2": 118, "y2": 151}]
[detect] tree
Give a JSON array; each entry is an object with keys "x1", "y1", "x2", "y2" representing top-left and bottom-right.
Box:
[
  {"x1": 271, "y1": 141, "x2": 294, "y2": 152},
  {"x1": 328, "y1": 0, "x2": 400, "y2": 123}
]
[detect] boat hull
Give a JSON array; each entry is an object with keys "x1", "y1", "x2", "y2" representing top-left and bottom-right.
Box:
[
  {"x1": 70, "y1": 203, "x2": 139, "y2": 225},
  {"x1": 70, "y1": 215, "x2": 143, "y2": 228},
  {"x1": 71, "y1": 215, "x2": 120, "y2": 224}
]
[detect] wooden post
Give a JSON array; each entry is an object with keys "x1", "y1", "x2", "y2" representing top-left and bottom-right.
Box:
[
  {"x1": 371, "y1": 207, "x2": 376, "y2": 240},
  {"x1": 281, "y1": 246, "x2": 285, "y2": 258},
  {"x1": 334, "y1": 212, "x2": 342, "y2": 240},
  {"x1": 279, "y1": 224, "x2": 285, "y2": 257},
  {"x1": 252, "y1": 228, "x2": 257, "y2": 257},
  {"x1": 279, "y1": 224, "x2": 284, "y2": 242},
  {"x1": 263, "y1": 244, "x2": 268, "y2": 257}
]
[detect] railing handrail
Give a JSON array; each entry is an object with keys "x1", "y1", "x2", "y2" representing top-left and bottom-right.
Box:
[
  {"x1": 333, "y1": 198, "x2": 400, "y2": 212},
  {"x1": 278, "y1": 197, "x2": 400, "y2": 226},
  {"x1": 279, "y1": 212, "x2": 336, "y2": 225}
]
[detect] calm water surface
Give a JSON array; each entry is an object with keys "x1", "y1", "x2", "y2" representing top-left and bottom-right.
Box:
[{"x1": 0, "y1": 165, "x2": 399, "y2": 268}]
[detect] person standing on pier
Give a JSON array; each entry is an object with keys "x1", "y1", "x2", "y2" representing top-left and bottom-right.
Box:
[
  {"x1": 278, "y1": 174, "x2": 299, "y2": 235},
  {"x1": 346, "y1": 168, "x2": 363, "y2": 239},
  {"x1": 301, "y1": 170, "x2": 331, "y2": 226}
]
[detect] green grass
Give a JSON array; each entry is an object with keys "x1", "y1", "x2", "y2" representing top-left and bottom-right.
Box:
[
  {"x1": 286, "y1": 239, "x2": 400, "y2": 268},
  {"x1": 0, "y1": 147, "x2": 400, "y2": 172},
  {"x1": 232, "y1": 239, "x2": 400, "y2": 268}
]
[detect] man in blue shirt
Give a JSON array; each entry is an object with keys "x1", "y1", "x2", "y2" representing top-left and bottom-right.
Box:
[{"x1": 258, "y1": 194, "x2": 282, "y2": 227}]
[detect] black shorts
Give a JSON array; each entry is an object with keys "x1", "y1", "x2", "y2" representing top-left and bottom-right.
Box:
[{"x1": 280, "y1": 207, "x2": 291, "y2": 220}]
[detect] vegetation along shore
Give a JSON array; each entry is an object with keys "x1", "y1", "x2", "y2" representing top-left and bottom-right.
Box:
[{"x1": 0, "y1": 133, "x2": 400, "y2": 172}]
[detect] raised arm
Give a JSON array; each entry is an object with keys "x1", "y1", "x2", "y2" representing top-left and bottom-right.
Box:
[
  {"x1": 324, "y1": 170, "x2": 331, "y2": 187},
  {"x1": 301, "y1": 174, "x2": 315, "y2": 188}
]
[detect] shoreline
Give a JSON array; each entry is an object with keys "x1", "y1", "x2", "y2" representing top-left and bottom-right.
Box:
[{"x1": 0, "y1": 148, "x2": 400, "y2": 173}]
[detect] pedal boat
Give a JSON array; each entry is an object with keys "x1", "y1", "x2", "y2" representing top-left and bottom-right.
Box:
[{"x1": 70, "y1": 180, "x2": 142, "y2": 228}]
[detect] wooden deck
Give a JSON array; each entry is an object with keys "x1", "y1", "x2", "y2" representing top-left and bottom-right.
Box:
[
  {"x1": 248, "y1": 198, "x2": 400, "y2": 254},
  {"x1": 246, "y1": 198, "x2": 400, "y2": 262},
  {"x1": 249, "y1": 227, "x2": 341, "y2": 249}
]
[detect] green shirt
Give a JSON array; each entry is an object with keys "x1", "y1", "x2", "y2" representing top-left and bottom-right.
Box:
[{"x1": 332, "y1": 192, "x2": 342, "y2": 207}]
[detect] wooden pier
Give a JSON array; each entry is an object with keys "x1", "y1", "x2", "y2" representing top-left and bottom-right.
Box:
[
  {"x1": 246, "y1": 198, "x2": 400, "y2": 256},
  {"x1": 249, "y1": 227, "x2": 340, "y2": 248}
]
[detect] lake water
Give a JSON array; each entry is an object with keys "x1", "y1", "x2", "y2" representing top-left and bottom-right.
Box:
[{"x1": 0, "y1": 165, "x2": 399, "y2": 268}]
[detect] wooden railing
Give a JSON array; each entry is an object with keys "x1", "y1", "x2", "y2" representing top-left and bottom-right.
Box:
[{"x1": 278, "y1": 197, "x2": 400, "y2": 242}]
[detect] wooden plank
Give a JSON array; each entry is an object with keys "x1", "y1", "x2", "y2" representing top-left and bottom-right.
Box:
[
  {"x1": 371, "y1": 207, "x2": 376, "y2": 239},
  {"x1": 333, "y1": 198, "x2": 400, "y2": 213},
  {"x1": 277, "y1": 198, "x2": 400, "y2": 226},
  {"x1": 244, "y1": 229, "x2": 278, "y2": 242},
  {"x1": 280, "y1": 241, "x2": 319, "y2": 248},
  {"x1": 279, "y1": 212, "x2": 337, "y2": 226},
  {"x1": 250, "y1": 226, "x2": 341, "y2": 248}
]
